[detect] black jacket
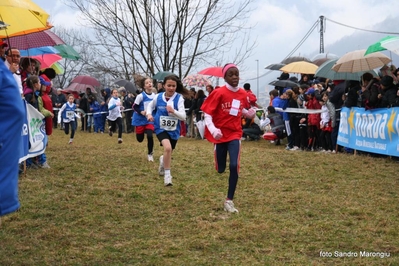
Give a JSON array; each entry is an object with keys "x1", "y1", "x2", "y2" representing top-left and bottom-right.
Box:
[{"x1": 379, "y1": 85, "x2": 398, "y2": 108}]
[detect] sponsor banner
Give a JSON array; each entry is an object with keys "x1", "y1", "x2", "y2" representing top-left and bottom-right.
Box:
[
  {"x1": 19, "y1": 101, "x2": 47, "y2": 162},
  {"x1": 337, "y1": 107, "x2": 399, "y2": 156}
]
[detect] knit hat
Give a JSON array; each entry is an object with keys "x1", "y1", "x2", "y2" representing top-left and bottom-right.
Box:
[
  {"x1": 380, "y1": 75, "x2": 393, "y2": 87},
  {"x1": 222, "y1": 63, "x2": 238, "y2": 77}
]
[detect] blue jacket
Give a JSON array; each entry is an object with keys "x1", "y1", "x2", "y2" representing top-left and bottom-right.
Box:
[
  {"x1": 0, "y1": 61, "x2": 25, "y2": 216},
  {"x1": 272, "y1": 96, "x2": 289, "y2": 121}
]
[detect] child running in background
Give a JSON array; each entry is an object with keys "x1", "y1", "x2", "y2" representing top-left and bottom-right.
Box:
[
  {"x1": 107, "y1": 89, "x2": 124, "y2": 143},
  {"x1": 201, "y1": 63, "x2": 255, "y2": 213},
  {"x1": 132, "y1": 77, "x2": 156, "y2": 161},
  {"x1": 89, "y1": 95, "x2": 102, "y2": 133},
  {"x1": 146, "y1": 75, "x2": 189, "y2": 186},
  {"x1": 58, "y1": 94, "x2": 80, "y2": 144}
]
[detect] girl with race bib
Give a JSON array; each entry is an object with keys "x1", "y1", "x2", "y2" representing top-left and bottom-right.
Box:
[
  {"x1": 58, "y1": 94, "x2": 80, "y2": 144},
  {"x1": 201, "y1": 63, "x2": 255, "y2": 213},
  {"x1": 107, "y1": 89, "x2": 124, "y2": 144},
  {"x1": 132, "y1": 77, "x2": 157, "y2": 162},
  {"x1": 146, "y1": 75, "x2": 189, "y2": 186}
]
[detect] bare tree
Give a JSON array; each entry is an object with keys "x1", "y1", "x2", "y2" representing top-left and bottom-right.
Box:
[
  {"x1": 49, "y1": 27, "x2": 88, "y2": 87},
  {"x1": 65, "y1": 0, "x2": 256, "y2": 80}
]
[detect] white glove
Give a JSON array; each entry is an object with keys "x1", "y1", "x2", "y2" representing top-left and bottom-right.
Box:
[
  {"x1": 242, "y1": 108, "x2": 256, "y2": 119},
  {"x1": 208, "y1": 124, "x2": 223, "y2": 140}
]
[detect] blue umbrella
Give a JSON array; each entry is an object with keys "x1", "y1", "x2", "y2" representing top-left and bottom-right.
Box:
[
  {"x1": 20, "y1": 46, "x2": 60, "y2": 57},
  {"x1": 20, "y1": 44, "x2": 80, "y2": 60},
  {"x1": 315, "y1": 59, "x2": 378, "y2": 80}
]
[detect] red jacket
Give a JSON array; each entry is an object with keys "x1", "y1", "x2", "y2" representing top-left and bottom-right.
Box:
[
  {"x1": 40, "y1": 74, "x2": 54, "y2": 135},
  {"x1": 306, "y1": 97, "x2": 321, "y2": 126}
]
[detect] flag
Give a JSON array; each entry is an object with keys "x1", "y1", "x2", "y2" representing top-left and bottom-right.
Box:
[{"x1": 19, "y1": 101, "x2": 47, "y2": 162}]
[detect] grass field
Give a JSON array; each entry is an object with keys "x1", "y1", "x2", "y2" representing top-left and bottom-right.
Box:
[{"x1": 1, "y1": 128, "x2": 399, "y2": 265}]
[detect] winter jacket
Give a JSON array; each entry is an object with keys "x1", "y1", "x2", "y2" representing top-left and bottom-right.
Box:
[{"x1": 0, "y1": 61, "x2": 25, "y2": 216}]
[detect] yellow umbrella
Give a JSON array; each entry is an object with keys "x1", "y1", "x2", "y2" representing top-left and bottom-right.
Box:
[
  {"x1": 279, "y1": 61, "x2": 319, "y2": 74},
  {"x1": 0, "y1": 0, "x2": 52, "y2": 38},
  {"x1": 49, "y1": 62, "x2": 65, "y2": 74}
]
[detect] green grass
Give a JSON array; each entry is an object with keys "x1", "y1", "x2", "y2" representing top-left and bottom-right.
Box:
[{"x1": 1, "y1": 129, "x2": 399, "y2": 265}]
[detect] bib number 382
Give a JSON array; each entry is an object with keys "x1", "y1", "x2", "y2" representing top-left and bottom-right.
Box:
[{"x1": 160, "y1": 116, "x2": 178, "y2": 131}]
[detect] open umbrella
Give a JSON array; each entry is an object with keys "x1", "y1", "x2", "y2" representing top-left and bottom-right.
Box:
[
  {"x1": 280, "y1": 56, "x2": 311, "y2": 64},
  {"x1": 19, "y1": 45, "x2": 80, "y2": 60},
  {"x1": 269, "y1": 80, "x2": 300, "y2": 88},
  {"x1": 365, "y1": 36, "x2": 399, "y2": 56},
  {"x1": 332, "y1": 49, "x2": 391, "y2": 73},
  {"x1": 182, "y1": 74, "x2": 211, "y2": 87},
  {"x1": 114, "y1": 79, "x2": 138, "y2": 94},
  {"x1": 51, "y1": 62, "x2": 65, "y2": 75},
  {"x1": 20, "y1": 46, "x2": 60, "y2": 57},
  {"x1": 315, "y1": 59, "x2": 378, "y2": 80},
  {"x1": 8, "y1": 29, "x2": 81, "y2": 60},
  {"x1": 311, "y1": 52, "x2": 339, "y2": 61},
  {"x1": 279, "y1": 61, "x2": 319, "y2": 74},
  {"x1": 64, "y1": 83, "x2": 97, "y2": 94},
  {"x1": 0, "y1": 0, "x2": 52, "y2": 38},
  {"x1": 153, "y1": 71, "x2": 176, "y2": 81},
  {"x1": 23, "y1": 54, "x2": 62, "y2": 69},
  {"x1": 71, "y1": 75, "x2": 101, "y2": 87},
  {"x1": 53, "y1": 44, "x2": 80, "y2": 60},
  {"x1": 62, "y1": 89, "x2": 79, "y2": 99},
  {"x1": 8, "y1": 29, "x2": 64, "y2": 50},
  {"x1": 265, "y1": 63, "x2": 286, "y2": 71},
  {"x1": 198, "y1": 66, "x2": 224, "y2": 77},
  {"x1": 312, "y1": 58, "x2": 333, "y2": 67}
]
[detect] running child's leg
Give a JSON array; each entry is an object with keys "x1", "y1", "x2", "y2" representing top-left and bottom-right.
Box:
[
  {"x1": 227, "y1": 140, "x2": 240, "y2": 200},
  {"x1": 214, "y1": 142, "x2": 228, "y2": 173}
]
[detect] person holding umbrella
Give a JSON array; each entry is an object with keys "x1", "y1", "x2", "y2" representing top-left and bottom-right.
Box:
[{"x1": 4, "y1": 48, "x2": 22, "y2": 96}]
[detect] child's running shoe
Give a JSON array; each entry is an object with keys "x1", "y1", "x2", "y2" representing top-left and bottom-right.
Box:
[
  {"x1": 224, "y1": 200, "x2": 239, "y2": 213},
  {"x1": 164, "y1": 174, "x2": 173, "y2": 186}
]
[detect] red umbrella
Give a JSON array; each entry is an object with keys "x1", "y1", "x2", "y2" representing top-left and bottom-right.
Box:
[
  {"x1": 70, "y1": 75, "x2": 101, "y2": 87},
  {"x1": 8, "y1": 30, "x2": 65, "y2": 50},
  {"x1": 23, "y1": 54, "x2": 62, "y2": 69},
  {"x1": 198, "y1": 66, "x2": 223, "y2": 77},
  {"x1": 64, "y1": 83, "x2": 97, "y2": 94},
  {"x1": 61, "y1": 89, "x2": 80, "y2": 99}
]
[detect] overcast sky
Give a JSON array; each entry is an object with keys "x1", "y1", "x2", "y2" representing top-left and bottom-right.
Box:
[{"x1": 35, "y1": 0, "x2": 399, "y2": 100}]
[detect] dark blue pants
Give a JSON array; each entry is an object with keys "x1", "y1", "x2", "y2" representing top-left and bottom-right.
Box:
[{"x1": 215, "y1": 140, "x2": 240, "y2": 200}]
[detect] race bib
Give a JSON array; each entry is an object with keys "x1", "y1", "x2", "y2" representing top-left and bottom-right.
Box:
[
  {"x1": 143, "y1": 102, "x2": 150, "y2": 114},
  {"x1": 229, "y1": 99, "x2": 240, "y2": 116},
  {"x1": 160, "y1": 115, "x2": 178, "y2": 131},
  {"x1": 66, "y1": 111, "x2": 75, "y2": 120}
]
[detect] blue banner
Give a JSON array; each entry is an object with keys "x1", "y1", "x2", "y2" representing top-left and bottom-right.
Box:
[
  {"x1": 18, "y1": 101, "x2": 29, "y2": 163},
  {"x1": 337, "y1": 107, "x2": 399, "y2": 156}
]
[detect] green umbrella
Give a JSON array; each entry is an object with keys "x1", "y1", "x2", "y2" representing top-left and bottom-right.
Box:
[
  {"x1": 54, "y1": 44, "x2": 81, "y2": 60},
  {"x1": 364, "y1": 36, "x2": 399, "y2": 56},
  {"x1": 315, "y1": 59, "x2": 378, "y2": 80},
  {"x1": 153, "y1": 71, "x2": 176, "y2": 82}
]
